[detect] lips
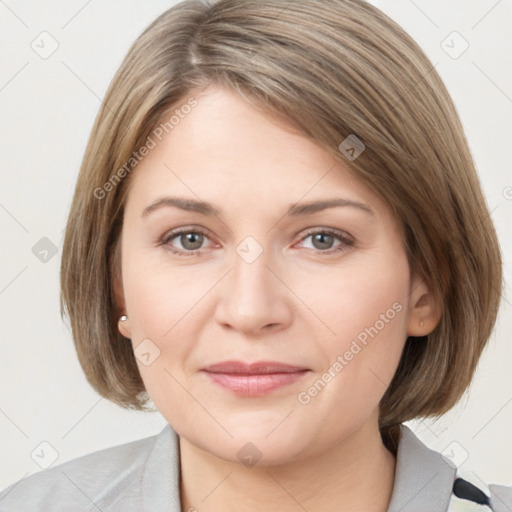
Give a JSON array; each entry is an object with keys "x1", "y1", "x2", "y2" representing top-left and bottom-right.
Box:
[
  {"x1": 201, "y1": 360, "x2": 310, "y2": 397},
  {"x1": 202, "y1": 360, "x2": 309, "y2": 374}
]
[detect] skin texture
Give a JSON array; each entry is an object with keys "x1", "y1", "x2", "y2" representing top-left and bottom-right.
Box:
[{"x1": 115, "y1": 85, "x2": 440, "y2": 512}]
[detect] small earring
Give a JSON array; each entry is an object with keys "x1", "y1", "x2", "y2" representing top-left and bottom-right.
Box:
[
  {"x1": 120, "y1": 315, "x2": 128, "y2": 322},
  {"x1": 420, "y1": 320, "x2": 424, "y2": 328}
]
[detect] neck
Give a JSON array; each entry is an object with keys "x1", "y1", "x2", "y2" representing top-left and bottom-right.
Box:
[{"x1": 179, "y1": 419, "x2": 397, "y2": 512}]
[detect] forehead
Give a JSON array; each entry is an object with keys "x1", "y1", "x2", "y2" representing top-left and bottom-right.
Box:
[{"x1": 125, "y1": 86, "x2": 388, "y2": 220}]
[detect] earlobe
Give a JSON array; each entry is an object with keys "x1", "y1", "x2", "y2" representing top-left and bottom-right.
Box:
[
  {"x1": 407, "y1": 274, "x2": 442, "y2": 337},
  {"x1": 118, "y1": 315, "x2": 131, "y2": 339}
]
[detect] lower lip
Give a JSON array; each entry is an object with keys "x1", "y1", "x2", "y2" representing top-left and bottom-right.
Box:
[{"x1": 203, "y1": 371, "x2": 309, "y2": 397}]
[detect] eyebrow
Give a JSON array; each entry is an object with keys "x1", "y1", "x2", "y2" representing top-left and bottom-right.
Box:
[{"x1": 141, "y1": 196, "x2": 374, "y2": 218}]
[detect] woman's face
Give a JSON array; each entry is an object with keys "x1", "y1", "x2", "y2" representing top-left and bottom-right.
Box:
[{"x1": 117, "y1": 85, "x2": 425, "y2": 464}]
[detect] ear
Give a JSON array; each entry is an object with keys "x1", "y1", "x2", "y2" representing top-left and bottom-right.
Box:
[
  {"x1": 113, "y1": 271, "x2": 131, "y2": 339},
  {"x1": 407, "y1": 273, "x2": 442, "y2": 336}
]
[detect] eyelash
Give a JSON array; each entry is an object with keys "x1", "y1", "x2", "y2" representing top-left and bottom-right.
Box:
[{"x1": 159, "y1": 227, "x2": 355, "y2": 257}]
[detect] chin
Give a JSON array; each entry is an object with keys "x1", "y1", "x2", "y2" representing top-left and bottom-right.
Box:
[{"x1": 186, "y1": 419, "x2": 314, "y2": 467}]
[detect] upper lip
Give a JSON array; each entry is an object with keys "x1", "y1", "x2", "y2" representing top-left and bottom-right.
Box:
[{"x1": 202, "y1": 360, "x2": 309, "y2": 375}]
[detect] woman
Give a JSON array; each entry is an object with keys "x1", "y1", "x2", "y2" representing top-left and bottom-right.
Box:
[{"x1": 1, "y1": 0, "x2": 510, "y2": 510}]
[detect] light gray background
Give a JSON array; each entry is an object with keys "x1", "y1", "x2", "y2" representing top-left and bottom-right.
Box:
[{"x1": 1, "y1": 0, "x2": 511, "y2": 493}]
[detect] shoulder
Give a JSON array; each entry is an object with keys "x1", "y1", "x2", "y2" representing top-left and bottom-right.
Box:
[
  {"x1": 389, "y1": 425, "x2": 512, "y2": 512},
  {"x1": 449, "y1": 468, "x2": 512, "y2": 512},
  {"x1": 0, "y1": 430, "x2": 162, "y2": 511}
]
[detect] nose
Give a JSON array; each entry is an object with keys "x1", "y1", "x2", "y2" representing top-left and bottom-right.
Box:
[{"x1": 214, "y1": 245, "x2": 293, "y2": 337}]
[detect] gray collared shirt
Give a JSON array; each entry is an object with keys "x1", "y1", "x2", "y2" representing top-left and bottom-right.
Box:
[{"x1": 1, "y1": 423, "x2": 511, "y2": 511}]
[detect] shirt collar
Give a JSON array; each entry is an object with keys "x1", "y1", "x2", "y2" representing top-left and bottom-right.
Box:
[
  {"x1": 141, "y1": 423, "x2": 181, "y2": 511},
  {"x1": 387, "y1": 424, "x2": 457, "y2": 511},
  {"x1": 141, "y1": 422, "x2": 457, "y2": 512}
]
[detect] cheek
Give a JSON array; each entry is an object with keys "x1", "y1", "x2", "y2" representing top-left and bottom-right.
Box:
[
  {"x1": 121, "y1": 251, "x2": 219, "y2": 385},
  {"x1": 121, "y1": 248, "x2": 199, "y2": 396},
  {"x1": 300, "y1": 252, "x2": 409, "y2": 341},
  {"x1": 302, "y1": 251, "x2": 410, "y2": 387},
  {"x1": 122, "y1": 244, "x2": 209, "y2": 337},
  {"x1": 290, "y1": 262, "x2": 409, "y2": 435}
]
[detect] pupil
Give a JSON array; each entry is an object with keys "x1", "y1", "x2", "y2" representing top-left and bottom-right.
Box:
[
  {"x1": 314, "y1": 233, "x2": 333, "y2": 250},
  {"x1": 183, "y1": 232, "x2": 203, "y2": 249}
]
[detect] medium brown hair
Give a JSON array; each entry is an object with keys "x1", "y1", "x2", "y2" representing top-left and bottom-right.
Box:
[{"x1": 60, "y1": 0, "x2": 502, "y2": 451}]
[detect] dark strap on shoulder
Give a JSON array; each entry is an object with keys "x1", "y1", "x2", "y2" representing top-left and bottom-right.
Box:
[{"x1": 453, "y1": 477, "x2": 491, "y2": 506}]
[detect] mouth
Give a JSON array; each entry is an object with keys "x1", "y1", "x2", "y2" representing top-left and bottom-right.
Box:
[{"x1": 201, "y1": 360, "x2": 311, "y2": 397}]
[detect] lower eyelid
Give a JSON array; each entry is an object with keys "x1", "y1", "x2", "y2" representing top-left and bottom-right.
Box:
[{"x1": 161, "y1": 238, "x2": 354, "y2": 257}]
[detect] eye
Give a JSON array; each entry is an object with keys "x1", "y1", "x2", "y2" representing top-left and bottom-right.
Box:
[
  {"x1": 297, "y1": 228, "x2": 354, "y2": 254},
  {"x1": 160, "y1": 228, "x2": 212, "y2": 256}
]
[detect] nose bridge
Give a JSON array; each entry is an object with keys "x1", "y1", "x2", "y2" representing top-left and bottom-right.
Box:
[
  {"x1": 235, "y1": 246, "x2": 269, "y2": 290},
  {"x1": 215, "y1": 234, "x2": 292, "y2": 334},
  {"x1": 230, "y1": 236, "x2": 276, "y2": 306}
]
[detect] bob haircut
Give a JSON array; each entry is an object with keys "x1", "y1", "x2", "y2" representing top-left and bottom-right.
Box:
[{"x1": 60, "y1": 0, "x2": 502, "y2": 451}]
